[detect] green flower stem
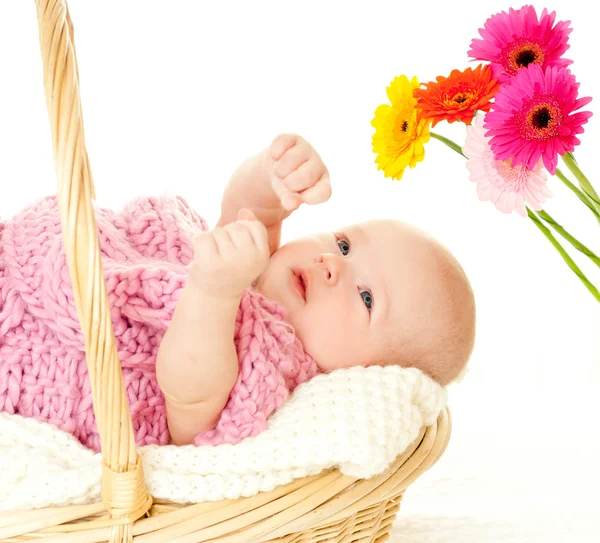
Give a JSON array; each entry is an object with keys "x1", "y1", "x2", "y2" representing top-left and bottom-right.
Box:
[
  {"x1": 527, "y1": 208, "x2": 600, "y2": 302},
  {"x1": 555, "y1": 168, "x2": 600, "y2": 223},
  {"x1": 430, "y1": 131, "x2": 466, "y2": 158},
  {"x1": 431, "y1": 131, "x2": 599, "y2": 301},
  {"x1": 561, "y1": 152, "x2": 600, "y2": 215},
  {"x1": 537, "y1": 209, "x2": 600, "y2": 268}
]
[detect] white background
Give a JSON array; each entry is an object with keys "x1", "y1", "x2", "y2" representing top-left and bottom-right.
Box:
[{"x1": 1, "y1": 1, "x2": 599, "y2": 541}]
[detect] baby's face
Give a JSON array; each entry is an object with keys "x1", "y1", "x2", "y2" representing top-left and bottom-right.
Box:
[{"x1": 254, "y1": 219, "x2": 440, "y2": 372}]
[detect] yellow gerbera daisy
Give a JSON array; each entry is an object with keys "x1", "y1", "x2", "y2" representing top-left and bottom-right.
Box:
[{"x1": 371, "y1": 75, "x2": 431, "y2": 180}]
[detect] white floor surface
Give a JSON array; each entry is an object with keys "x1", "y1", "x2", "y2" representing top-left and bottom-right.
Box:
[{"x1": 389, "y1": 383, "x2": 600, "y2": 542}]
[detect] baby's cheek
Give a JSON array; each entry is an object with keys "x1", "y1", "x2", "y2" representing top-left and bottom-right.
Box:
[{"x1": 303, "y1": 314, "x2": 356, "y2": 371}]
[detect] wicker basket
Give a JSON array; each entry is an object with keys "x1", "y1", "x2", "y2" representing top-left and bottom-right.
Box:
[{"x1": 0, "y1": 2, "x2": 452, "y2": 542}]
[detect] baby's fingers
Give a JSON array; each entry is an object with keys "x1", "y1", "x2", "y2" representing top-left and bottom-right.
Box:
[
  {"x1": 211, "y1": 226, "x2": 242, "y2": 257},
  {"x1": 270, "y1": 176, "x2": 301, "y2": 211},
  {"x1": 230, "y1": 209, "x2": 270, "y2": 255},
  {"x1": 271, "y1": 139, "x2": 310, "y2": 179},
  {"x1": 298, "y1": 172, "x2": 332, "y2": 205},
  {"x1": 244, "y1": 216, "x2": 270, "y2": 256},
  {"x1": 192, "y1": 230, "x2": 218, "y2": 255},
  {"x1": 270, "y1": 133, "x2": 301, "y2": 162},
  {"x1": 284, "y1": 157, "x2": 326, "y2": 193}
]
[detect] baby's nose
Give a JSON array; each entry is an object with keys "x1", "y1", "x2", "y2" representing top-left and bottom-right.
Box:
[{"x1": 317, "y1": 253, "x2": 341, "y2": 285}]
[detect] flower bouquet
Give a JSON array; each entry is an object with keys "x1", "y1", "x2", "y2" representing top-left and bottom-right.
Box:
[{"x1": 371, "y1": 5, "x2": 598, "y2": 302}]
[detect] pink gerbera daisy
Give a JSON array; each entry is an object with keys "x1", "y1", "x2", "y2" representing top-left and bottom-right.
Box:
[
  {"x1": 468, "y1": 5, "x2": 573, "y2": 83},
  {"x1": 463, "y1": 114, "x2": 551, "y2": 217},
  {"x1": 484, "y1": 64, "x2": 592, "y2": 175}
]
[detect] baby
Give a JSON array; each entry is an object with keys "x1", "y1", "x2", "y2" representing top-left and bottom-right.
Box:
[{"x1": 157, "y1": 134, "x2": 476, "y2": 445}]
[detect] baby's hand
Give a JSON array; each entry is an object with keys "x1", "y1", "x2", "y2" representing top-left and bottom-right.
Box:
[
  {"x1": 264, "y1": 134, "x2": 331, "y2": 212},
  {"x1": 189, "y1": 209, "x2": 270, "y2": 299}
]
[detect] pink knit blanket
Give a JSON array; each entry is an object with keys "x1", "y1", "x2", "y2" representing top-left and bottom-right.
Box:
[{"x1": 0, "y1": 196, "x2": 318, "y2": 452}]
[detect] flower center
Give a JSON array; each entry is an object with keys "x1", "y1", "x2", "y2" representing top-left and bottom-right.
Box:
[
  {"x1": 389, "y1": 106, "x2": 417, "y2": 156},
  {"x1": 393, "y1": 118, "x2": 410, "y2": 138},
  {"x1": 516, "y1": 49, "x2": 536, "y2": 68},
  {"x1": 532, "y1": 108, "x2": 551, "y2": 129},
  {"x1": 443, "y1": 82, "x2": 477, "y2": 110},
  {"x1": 501, "y1": 38, "x2": 545, "y2": 76},
  {"x1": 452, "y1": 93, "x2": 468, "y2": 104},
  {"x1": 392, "y1": 110, "x2": 412, "y2": 139},
  {"x1": 492, "y1": 158, "x2": 532, "y2": 191},
  {"x1": 518, "y1": 94, "x2": 562, "y2": 140}
]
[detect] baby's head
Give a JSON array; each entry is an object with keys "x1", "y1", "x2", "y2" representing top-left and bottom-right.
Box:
[{"x1": 254, "y1": 219, "x2": 475, "y2": 385}]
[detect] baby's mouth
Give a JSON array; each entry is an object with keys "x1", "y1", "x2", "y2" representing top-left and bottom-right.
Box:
[{"x1": 293, "y1": 270, "x2": 307, "y2": 301}]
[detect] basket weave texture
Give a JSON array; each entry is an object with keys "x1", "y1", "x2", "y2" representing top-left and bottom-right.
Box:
[{"x1": 0, "y1": 2, "x2": 452, "y2": 541}]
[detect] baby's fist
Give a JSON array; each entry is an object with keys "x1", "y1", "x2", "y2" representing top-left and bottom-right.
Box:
[
  {"x1": 264, "y1": 134, "x2": 331, "y2": 211},
  {"x1": 189, "y1": 209, "x2": 270, "y2": 299}
]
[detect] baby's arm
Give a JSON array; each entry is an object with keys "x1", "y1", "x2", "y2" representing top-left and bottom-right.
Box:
[
  {"x1": 218, "y1": 134, "x2": 331, "y2": 254},
  {"x1": 156, "y1": 209, "x2": 270, "y2": 445}
]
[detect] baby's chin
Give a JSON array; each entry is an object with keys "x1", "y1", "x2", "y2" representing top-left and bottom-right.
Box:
[{"x1": 253, "y1": 270, "x2": 294, "y2": 310}]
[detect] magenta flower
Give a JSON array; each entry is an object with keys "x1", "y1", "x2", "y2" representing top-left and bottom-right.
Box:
[
  {"x1": 463, "y1": 114, "x2": 551, "y2": 216},
  {"x1": 483, "y1": 64, "x2": 592, "y2": 175},
  {"x1": 468, "y1": 5, "x2": 573, "y2": 83}
]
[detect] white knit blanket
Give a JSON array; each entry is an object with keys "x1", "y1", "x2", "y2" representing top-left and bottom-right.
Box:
[{"x1": 0, "y1": 366, "x2": 446, "y2": 513}]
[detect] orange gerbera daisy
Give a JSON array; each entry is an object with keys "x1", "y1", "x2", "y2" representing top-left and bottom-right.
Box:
[{"x1": 413, "y1": 64, "x2": 500, "y2": 127}]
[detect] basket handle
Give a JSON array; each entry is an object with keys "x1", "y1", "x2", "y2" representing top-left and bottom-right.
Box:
[{"x1": 34, "y1": 0, "x2": 152, "y2": 535}]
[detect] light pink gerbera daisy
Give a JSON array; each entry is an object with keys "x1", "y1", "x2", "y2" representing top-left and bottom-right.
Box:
[
  {"x1": 463, "y1": 114, "x2": 551, "y2": 216},
  {"x1": 468, "y1": 5, "x2": 573, "y2": 83},
  {"x1": 484, "y1": 64, "x2": 592, "y2": 174}
]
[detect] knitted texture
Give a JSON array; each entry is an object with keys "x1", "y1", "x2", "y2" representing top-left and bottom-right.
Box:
[
  {"x1": 0, "y1": 196, "x2": 317, "y2": 451},
  {"x1": 0, "y1": 366, "x2": 447, "y2": 512}
]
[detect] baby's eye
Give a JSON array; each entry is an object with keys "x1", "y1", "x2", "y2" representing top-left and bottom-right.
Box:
[
  {"x1": 360, "y1": 289, "x2": 373, "y2": 311},
  {"x1": 337, "y1": 237, "x2": 350, "y2": 256}
]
